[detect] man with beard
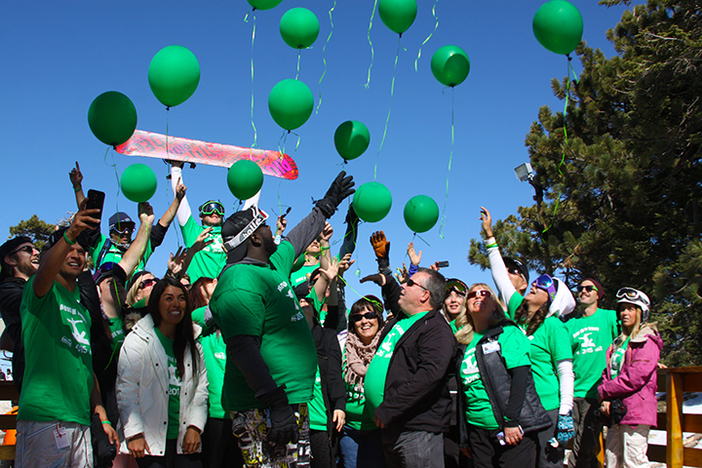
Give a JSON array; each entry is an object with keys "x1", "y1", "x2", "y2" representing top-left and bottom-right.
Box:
[
  {"x1": 209, "y1": 171, "x2": 354, "y2": 468},
  {"x1": 70, "y1": 162, "x2": 185, "y2": 272},
  {"x1": 0, "y1": 236, "x2": 40, "y2": 389}
]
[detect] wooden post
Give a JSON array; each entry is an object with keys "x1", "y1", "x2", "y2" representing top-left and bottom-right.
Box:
[{"x1": 667, "y1": 371, "x2": 684, "y2": 468}]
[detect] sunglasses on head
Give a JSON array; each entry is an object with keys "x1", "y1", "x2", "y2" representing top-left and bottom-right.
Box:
[
  {"x1": 139, "y1": 277, "x2": 159, "y2": 290},
  {"x1": 200, "y1": 201, "x2": 225, "y2": 216},
  {"x1": 467, "y1": 290, "x2": 492, "y2": 300},
  {"x1": 351, "y1": 311, "x2": 378, "y2": 323},
  {"x1": 11, "y1": 245, "x2": 35, "y2": 256},
  {"x1": 577, "y1": 285, "x2": 598, "y2": 293},
  {"x1": 407, "y1": 278, "x2": 428, "y2": 291}
]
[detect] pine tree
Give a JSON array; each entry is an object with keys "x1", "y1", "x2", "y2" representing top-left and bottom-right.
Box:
[
  {"x1": 468, "y1": 0, "x2": 702, "y2": 364},
  {"x1": 8, "y1": 215, "x2": 58, "y2": 251}
]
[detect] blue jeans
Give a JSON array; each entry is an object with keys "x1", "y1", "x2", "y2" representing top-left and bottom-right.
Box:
[
  {"x1": 339, "y1": 425, "x2": 385, "y2": 468},
  {"x1": 381, "y1": 430, "x2": 444, "y2": 468}
]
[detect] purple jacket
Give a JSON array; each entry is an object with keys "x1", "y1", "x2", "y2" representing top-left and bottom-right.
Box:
[{"x1": 598, "y1": 326, "x2": 663, "y2": 426}]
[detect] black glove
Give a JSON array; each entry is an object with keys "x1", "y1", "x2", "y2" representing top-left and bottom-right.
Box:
[
  {"x1": 90, "y1": 413, "x2": 116, "y2": 468},
  {"x1": 345, "y1": 204, "x2": 360, "y2": 226},
  {"x1": 260, "y1": 386, "x2": 299, "y2": 446},
  {"x1": 316, "y1": 171, "x2": 355, "y2": 218}
]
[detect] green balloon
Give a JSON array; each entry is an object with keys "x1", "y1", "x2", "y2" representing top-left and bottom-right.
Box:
[
  {"x1": 353, "y1": 182, "x2": 392, "y2": 223},
  {"x1": 378, "y1": 0, "x2": 417, "y2": 35},
  {"x1": 227, "y1": 160, "x2": 264, "y2": 200},
  {"x1": 268, "y1": 79, "x2": 314, "y2": 131},
  {"x1": 148, "y1": 45, "x2": 201, "y2": 107},
  {"x1": 247, "y1": 0, "x2": 282, "y2": 10},
  {"x1": 280, "y1": 8, "x2": 319, "y2": 49},
  {"x1": 533, "y1": 0, "x2": 583, "y2": 55},
  {"x1": 334, "y1": 121, "x2": 370, "y2": 161},
  {"x1": 431, "y1": 46, "x2": 470, "y2": 87},
  {"x1": 121, "y1": 164, "x2": 157, "y2": 203},
  {"x1": 403, "y1": 195, "x2": 439, "y2": 233},
  {"x1": 88, "y1": 91, "x2": 137, "y2": 146}
]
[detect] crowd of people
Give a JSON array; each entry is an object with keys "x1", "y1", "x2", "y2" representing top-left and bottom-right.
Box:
[{"x1": 0, "y1": 163, "x2": 664, "y2": 468}]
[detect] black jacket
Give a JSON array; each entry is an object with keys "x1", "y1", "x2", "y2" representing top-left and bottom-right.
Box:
[
  {"x1": 0, "y1": 277, "x2": 26, "y2": 391},
  {"x1": 374, "y1": 306, "x2": 457, "y2": 436},
  {"x1": 456, "y1": 322, "x2": 551, "y2": 447}
]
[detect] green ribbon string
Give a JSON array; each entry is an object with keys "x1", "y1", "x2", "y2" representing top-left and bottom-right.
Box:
[
  {"x1": 438, "y1": 86, "x2": 455, "y2": 239},
  {"x1": 543, "y1": 56, "x2": 578, "y2": 233},
  {"x1": 365, "y1": 0, "x2": 379, "y2": 89},
  {"x1": 414, "y1": 0, "x2": 439, "y2": 72},
  {"x1": 249, "y1": 10, "x2": 258, "y2": 150},
  {"x1": 374, "y1": 37, "x2": 402, "y2": 180},
  {"x1": 295, "y1": 50, "x2": 301, "y2": 80},
  {"x1": 103, "y1": 147, "x2": 121, "y2": 208},
  {"x1": 316, "y1": 0, "x2": 336, "y2": 113},
  {"x1": 414, "y1": 232, "x2": 431, "y2": 247}
]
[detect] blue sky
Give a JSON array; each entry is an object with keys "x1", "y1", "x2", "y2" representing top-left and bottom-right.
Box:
[{"x1": 2, "y1": 1, "x2": 630, "y2": 299}]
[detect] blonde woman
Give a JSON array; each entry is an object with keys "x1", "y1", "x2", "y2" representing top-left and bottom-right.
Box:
[
  {"x1": 598, "y1": 288, "x2": 662, "y2": 468},
  {"x1": 455, "y1": 283, "x2": 550, "y2": 468}
]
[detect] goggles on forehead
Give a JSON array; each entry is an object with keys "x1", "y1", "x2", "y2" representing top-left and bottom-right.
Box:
[
  {"x1": 199, "y1": 201, "x2": 225, "y2": 216},
  {"x1": 223, "y1": 206, "x2": 269, "y2": 253},
  {"x1": 446, "y1": 278, "x2": 467, "y2": 295}
]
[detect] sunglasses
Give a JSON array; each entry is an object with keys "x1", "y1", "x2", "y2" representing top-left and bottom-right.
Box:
[
  {"x1": 467, "y1": 290, "x2": 492, "y2": 300},
  {"x1": 350, "y1": 312, "x2": 379, "y2": 323},
  {"x1": 200, "y1": 202, "x2": 225, "y2": 216},
  {"x1": 577, "y1": 285, "x2": 598, "y2": 293},
  {"x1": 139, "y1": 277, "x2": 159, "y2": 290},
  {"x1": 407, "y1": 278, "x2": 428, "y2": 291},
  {"x1": 11, "y1": 245, "x2": 35, "y2": 256}
]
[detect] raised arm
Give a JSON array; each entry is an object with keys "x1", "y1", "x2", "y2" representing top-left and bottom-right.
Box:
[
  {"x1": 69, "y1": 161, "x2": 86, "y2": 209},
  {"x1": 159, "y1": 176, "x2": 187, "y2": 229},
  {"x1": 169, "y1": 162, "x2": 192, "y2": 227},
  {"x1": 118, "y1": 202, "x2": 155, "y2": 278},
  {"x1": 481, "y1": 207, "x2": 518, "y2": 304},
  {"x1": 338, "y1": 204, "x2": 359, "y2": 259}
]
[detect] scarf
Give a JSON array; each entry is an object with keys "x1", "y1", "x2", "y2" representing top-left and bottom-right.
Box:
[{"x1": 343, "y1": 331, "x2": 381, "y2": 392}]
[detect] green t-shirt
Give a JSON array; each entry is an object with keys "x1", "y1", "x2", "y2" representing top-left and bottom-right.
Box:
[
  {"x1": 291, "y1": 263, "x2": 318, "y2": 289},
  {"x1": 507, "y1": 291, "x2": 524, "y2": 319},
  {"x1": 108, "y1": 315, "x2": 125, "y2": 353},
  {"x1": 210, "y1": 241, "x2": 317, "y2": 412},
  {"x1": 154, "y1": 328, "x2": 181, "y2": 439},
  {"x1": 609, "y1": 337, "x2": 629, "y2": 380},
  {"x1": 18, "y1": 277, "x2": 93, "y2": 425},
  {"x1": 528, "y1": 316, "x2": 573, "y2": 411},
  {"x1": 341, "y1": 347, "x2": 376, "y2": 431},
  {"x1": 199, "y1": 331, "x2": 227, "y2": 419},
  {"x1": 365, "y1": 311, "x2": 429, "y2": 414},
  {"x1": 565, "y1": 308, "x2": 618, "y2": 399},
  {"x1": 460, "y1": 325, "x2": 531, "y2": 430},
  {"x1": 181, "y1": 216, "x2": 225, "y2": 283},
  {"x1": 90, "y1": 233, "x2": 153, "y2": 273},
  {"x1": 309, "y1": 367, "x2": 326, "y2": 430}
]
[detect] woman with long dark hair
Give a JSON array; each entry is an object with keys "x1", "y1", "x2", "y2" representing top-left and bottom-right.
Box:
[{"x1": 116, "y1": 276, "x2": 208, "y2": 467}]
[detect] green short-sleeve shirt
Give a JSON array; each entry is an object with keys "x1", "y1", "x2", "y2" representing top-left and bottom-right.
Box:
[
  {"x1": 199, "y1": 332, "x2": 227, "y2": 419},
  {"x1": 460, "y1": 324, "x2": 530, "y2": 430},
  {"x1": 210, "y1": 241, "x2": 317, "y2": 412},
  {"x1": 341, "y1": 347, "x2": 376, "y2": 431},
  {"x1": 18, "y1": 277, "x2": 93, "y2": 425},
  {"x1": 528, "y1": 316, "x2": 573, "y2": 411},
  {"x1": 565, "y1": 308, "x2": 618, "y2": 399},
  {"x1": 155, "y1": 328, "x2": 181, "y2": 439},
  {"x1": 181, "y1": 216, "x2": 225, "y2": 283},
  {"x1": 90, "y1": 233, "x2": 153, "y2": 273}
]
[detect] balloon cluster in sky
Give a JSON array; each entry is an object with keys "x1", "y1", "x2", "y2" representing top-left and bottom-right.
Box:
[{"x1": 86, "y1": 0, "x2": 583, "y2": 226}]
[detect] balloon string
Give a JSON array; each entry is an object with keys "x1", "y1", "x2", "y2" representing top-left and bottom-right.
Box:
[
  {"x1": 543, "y1": 57, "x2": 575, "y2": 233},
  {"x1": 364, "y1": 0, "x2": 379, "y2": 89},
  {"x1": 249, "y1": 10, "x2": 258, "y2": 150},
  {"x1": 373, "y1": 38, "x2": 401, "y2": 180},
  {"x1": 438, "y1": 86, "x2": 455, "y2": 239},
  {"x1": 316, "y1": 0, "x2": 336, "y2": 113},
  {"x1": 415, "y1": 232, "x2": 431, "y2": 247},
  {"x1": 414, "y1": 0, "x2": 439, "y2": 72},
  {"x1": 166, "y1": 107, "x2": 170, "y2": 157},
  {"x1": 103, "y1": 147, "x2": 121, "y2": 207},
  {"x1": 295, "y1": 50, "x2": 301, "y2": 80}
]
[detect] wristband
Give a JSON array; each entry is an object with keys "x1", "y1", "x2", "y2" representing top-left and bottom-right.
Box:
[
  {"x1": 74, "y1": 186, "x2": 82, "y2": 193},
  {"x1": 321, "y1": 246, "x2": 330, "y2": 251},
  {"x1": 101, "y1": 420, "x2": 112, "y2": 426},
  {"x1": 63, "y1": 232, "x2": 76, "y2": 246},
  {"x1": 485, "y1": 242, "x2": 498, "y2": 249}
]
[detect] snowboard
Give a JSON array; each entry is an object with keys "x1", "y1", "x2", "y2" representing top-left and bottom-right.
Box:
[{"x1": 115, "y1": 129, "x2": 298, "y2": 180}]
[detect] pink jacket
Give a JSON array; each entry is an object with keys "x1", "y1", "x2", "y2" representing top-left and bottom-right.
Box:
[{"x1": 598, "y1": 325, "x2": 663, "y2": 427}]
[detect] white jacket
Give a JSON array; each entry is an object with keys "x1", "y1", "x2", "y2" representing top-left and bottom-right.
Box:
[{"x1": 116, "y1": 314, "x2": 208, "y2": 456}]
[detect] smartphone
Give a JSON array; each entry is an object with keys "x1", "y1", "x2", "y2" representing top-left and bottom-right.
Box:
[
  {"x1": 85, "y1": 189, "x2": 105, "y2": 228},
  {"x1": 436, "y1": 260, "x2": 449, "y2": 268}
]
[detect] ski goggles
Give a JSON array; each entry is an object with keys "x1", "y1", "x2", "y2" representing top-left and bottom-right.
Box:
[
  {"x1": 616, "y1": 287, "x2": 650, "y2": 308},
  {"x1": 199, "y1": 201, "x2": 225, "y2": 216},
  {"x1": 223, "y1": 206, "x2": 269, "y2": 252},
  {"x1": 533, "y1": 274, "x2": 557, "y2": 303},
  {"x1": 446, "y1": 278, "x2": 468, "y2": 297},
  {"x1": 110, "y1": 224, "x2": 134, "y2": 235}
]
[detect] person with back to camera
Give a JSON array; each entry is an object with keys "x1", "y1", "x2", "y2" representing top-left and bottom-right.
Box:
[
  {"x1": 480, "y1": 207, "x2": 575, "y2": 467},
  {"x1": 598, "y1": 288, "x2": 662, "y2": 468},
  {"x1": 454, "y1": 282, "x2": 552, "y2": 468},
  {"x1": 116, "y1": 276, "x2": 208, "y2": 467}
]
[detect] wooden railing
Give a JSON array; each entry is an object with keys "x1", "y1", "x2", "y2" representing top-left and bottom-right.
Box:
[{"x1": 650, "y1": 366, "x2": 702, "y2": 468}]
